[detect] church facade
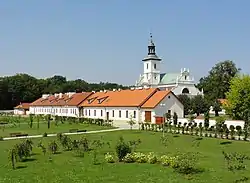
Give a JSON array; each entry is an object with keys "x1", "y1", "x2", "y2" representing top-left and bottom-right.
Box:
[{"x1": 136, "y1": 34, "x2": 203, "y2": 97}]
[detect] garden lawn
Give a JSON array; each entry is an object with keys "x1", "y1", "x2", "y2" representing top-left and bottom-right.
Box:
[
  {"x1": 0, "y1": 121, "x2": 114, "y2": 137},
  {"x1": 1, "y1": 130, "x2": 250, "y2": 183}
]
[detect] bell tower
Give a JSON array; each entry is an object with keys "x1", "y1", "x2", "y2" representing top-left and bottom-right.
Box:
[{"x1": 141, "y1": 33, "x2": 162, "y2": 86}]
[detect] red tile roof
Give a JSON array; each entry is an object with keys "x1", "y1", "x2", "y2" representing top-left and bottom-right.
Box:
[
  {"x1": 30, "y1": 92, "x2": 92, "y2": 106},
  {"x1": 14, "y1": 103, "x2": 30, "y2": 110},
  {"x1": 141, "y1": 90, "x2": 171, "y2": 108},
  {"x1": 80, "y1": 88, "x2": 159, "y2": 107}
]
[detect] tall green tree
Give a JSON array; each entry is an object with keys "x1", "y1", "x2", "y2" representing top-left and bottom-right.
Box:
[
  {"x1": 190, "y1": 95, "x2": 210, "y2": 116},
  {"x1": 197, "y1": 60, "x2": 240, "y2": 101},
  {"x1": 224, "y1": 74, "x2": 250, "y2": 120},
  {"x1": 177, "y1": 95, "x2": 191, "y2": 116}
]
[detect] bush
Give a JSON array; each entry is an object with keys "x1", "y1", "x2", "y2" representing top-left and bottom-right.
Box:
[
  {"x1": 122, "y1": 152, "x2": 147, "y2": 163},
  {"x1": 147, "y1": 152, "x2": 158, "y2": 164},
  {"x1": 123, "y1": 153, "x2": 135, "y2": 163},
  {"x1": 104, "y1": 152, "x2": 115, "y2": 163},
  {"x1": 173, "y1": 152, "x2": 199, "y2": 174},
  {"x1": 43, "y1": 132, "x2": 47, "y2": 137},
  {"x1": 160, "y1": 155, "x2": 177, "y2": 167},
  {"x1": 0, "y1": 136, "x2": 3, "y2": 141},
  {"x1": 115, "y1": 136, "x2": 131, "y2": 162}
]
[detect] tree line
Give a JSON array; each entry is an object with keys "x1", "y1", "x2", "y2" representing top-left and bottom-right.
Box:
[{"x1": 0, "y1": 74, "x2": 127, "y2": 110}]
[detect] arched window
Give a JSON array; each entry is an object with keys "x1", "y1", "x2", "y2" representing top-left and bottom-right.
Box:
[{"x1": 182, "y1": 88, "x2": 189, "y2": 94}]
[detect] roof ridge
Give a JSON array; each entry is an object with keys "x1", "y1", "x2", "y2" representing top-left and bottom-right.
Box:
[{"x1": 138, "y1": 88, "x2": 159, "y2": 107}]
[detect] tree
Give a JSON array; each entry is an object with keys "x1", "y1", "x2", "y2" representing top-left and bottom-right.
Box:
[
  {"x1": 225, "y1": 75, "x2": 250, "y2": 120},
  {"x1": 204, "y1": 111, "x2": 210, "y2": 128},
  {"x1": 48, "y1": 141, "x2": 58, "y2": 154},
  {"x1": 29, "y1": 114, "x2": 34, "y2": 128},
  {"x1": 215, "y1": 116, "x2": 225, "y2": 138},
  {"x1": 173, "y1": 112, "x2": 178, "y2": 126},
  {"x1": 212, "y1": 100, "x2": 222, "y2": 116},
  {"x1": 177, "y1": 95, "x2": 191, "y2": 116},
  {"x1": 127, "y1": 115, "x2": 136, "y2": 130},
  {"x1": 197, "y1": 60, "x2": 240, "y2": 101},
  {"x1": 190, "y1": 95, "x2": 210, "y2": 116}
]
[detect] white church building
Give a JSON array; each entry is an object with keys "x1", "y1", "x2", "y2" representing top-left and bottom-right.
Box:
[{"x1": 136, "y1": 34, "x2": 203, "y2": 97}]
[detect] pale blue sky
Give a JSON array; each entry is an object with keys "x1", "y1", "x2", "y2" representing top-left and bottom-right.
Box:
[{"x1": 0, "y1": 0, "x2": 249, "y2": 85}]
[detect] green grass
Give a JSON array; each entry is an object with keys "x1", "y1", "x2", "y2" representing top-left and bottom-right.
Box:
[
  {"x1": 1, "y1": 130, "x2": 250, "y2": 183},
  {"x1": 0, "y1": 119, "x2": 114, "y2": 137}
]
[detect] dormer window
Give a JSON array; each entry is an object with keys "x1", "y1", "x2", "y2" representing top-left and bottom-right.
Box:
[{"x1": 97, "y1": 96, "x2": 108, "y2": 104}]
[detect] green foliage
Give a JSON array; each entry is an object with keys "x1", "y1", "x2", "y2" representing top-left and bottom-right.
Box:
[
  {"x1": 225, "y1": 74, "x2": 250, "y2": 120},
  {"x1": 29, "y1": 114, "x2": 34, "y2": 128},
  {"x1": 0, "y1": 74, "x2": 128, "y2": 110},
  {"x1": 204, "y1": 111, "x2": 210, "y2": 128},
  {"x1": 177, "y1": 95, "x2": 191, "y2": 116},
  {"x1": 115, "y1": 136, "x2": 132, "y2": 162},
  {"x1": 212, "y1": 100, "x2": 222, "y2": 116},
  {"x1": 122, "y1": 152, "x2": 147, "y2": 163},
  {"x1": 48, "y1": 141, "x2": 58, "y2": 154},
  {"x1": 191, "y1": 95, "x2": 210, "y2": 116},
  {"x1": 173, "y1": 152, "x2": 199, "y2": 174},
  {"x1": 104, "y1": 152, "x2": 115, "y2": 163},
  {"x1": 127, "y1": 115, "x2": 136, "y2": 130},
  {"x1": 197, "y1": 60, "x2": 240, "y2": 101},
  {"x1": 173, "y1": 112, "x2": 178, "y2": 126},
  {"x1": 222, "y1": 151, "x2": 249, "y2": 171},
  {"x1": 37, "y1": 141, "x2": 46, "y2": 155}
]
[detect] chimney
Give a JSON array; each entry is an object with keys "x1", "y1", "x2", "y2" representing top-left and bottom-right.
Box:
[
  {"x1": 42, "y1": 94, "x2": 50, "y2": 99},
  {"x1": 118, "y1": 88, "x2": 121, "y2": 91},
  {"x1": 113, "y1": 89, "x2": 116, "y2": 92},
  {"x1": 92, "y1": 91, "x2": 96, "y2": 93},
  {"x1": 59, "y1": 93, "x2": 63, "y2": 98},
  {"x1": 100, "y1": 90, "x2": 103, "y2": 92}
]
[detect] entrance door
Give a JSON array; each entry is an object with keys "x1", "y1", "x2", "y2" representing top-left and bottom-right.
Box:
[
  {"x1": 106, "y1": 112, "x2": 109, "y2": 121},
  {"x1": 145, "y1": 111, "x2": 151, "y2": 122}
]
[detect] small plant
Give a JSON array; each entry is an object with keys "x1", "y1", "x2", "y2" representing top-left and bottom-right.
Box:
[
  {"x1": 48, "y1": 140, "x2": 58, "y2": 154},
  {"x1": 38, "y1": 141, "x2": 46, "y2": 155},
  {"x1": 115, "y1": 136, "x2": 131, "y2": 162},
  {"x1": 160, "y1": 155, "x2": 177, "y2": 167},
  {"x1": 127, "y1": 115, "x2": 136, "y2": 130},
  {"x1": 43, "y1": 132, "x2": 48, "y2": 137},
  {"x1": 104, "y1": 152, "x2": 115, "y2": 163},
  {"x1": 147, "y1": 152, "x2": 158, "y2": 164}
]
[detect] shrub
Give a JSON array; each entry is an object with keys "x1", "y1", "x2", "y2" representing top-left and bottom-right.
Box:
[
  {"x1": 43, "y1": 132, "x2": 48, "y2": 137},
  {"x1": 122, "y1": 152, "x2": 147, "y2": 163},
  {"x1": 123, "y1": 153, "x2": 135, "y2": 163},
  {"x1": 160, "y1": 155, "x2": 177, "y2": 167},
  {"x1": 48, "y1": 141, "x2": 58, "y2": 154},
  {"x1": 104, "y1": 152, "x2": 115, "y2": 163},
  {"x1": 134, "y1": 152, "x2": 147, "y2": 163},
  {"x1": 0, "y1": 136, "x2": 3, "y2": 141},
  {"x1": 173, "y1": 152, "x2": 199, "y2": 174},
  {"x1": 147, "y1": 152, "x2": 158, "y2": 164},
  {"x1": 115, "y1": 136, "x2": 131, "y2": 162}
]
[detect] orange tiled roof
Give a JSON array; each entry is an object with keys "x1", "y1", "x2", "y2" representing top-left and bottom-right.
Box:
[
  {"x1": 141, "y1": 90, "x2": 171, "y2": 108},
  {"x1": 30, "y1": 92, "x2": 92, "y2": 106},
  {"x1": 80, "y1": 88, "x2": 159, "y2": 107},
  {"x1": 14, "y1": 103, "x2": 30, "y2": 110}
]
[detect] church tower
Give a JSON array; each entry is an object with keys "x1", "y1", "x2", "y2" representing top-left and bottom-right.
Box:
[{"x1": 141, "y1": 33, "x2": 162, "y2": 86}]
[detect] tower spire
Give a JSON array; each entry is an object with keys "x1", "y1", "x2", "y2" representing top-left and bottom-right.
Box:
[{"x1": 148, "y1": 32, "x2": 155, "y2": 55}]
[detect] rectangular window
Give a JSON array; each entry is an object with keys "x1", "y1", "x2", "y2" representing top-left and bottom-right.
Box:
[
  {"x1": 85, "y1": 110, "x2": 87, "y2": 116},
  {"x1": 133, "y1": 111, "x2": 136, "y2": 118},
  {"x1": 147, "y1": 63, "x2": 148, "y2": 69},
  {"x1": 112, "y1": 110, "x2": 114, "y2": 117},
  {"x1": 119, "y1": 111, "x2": 121, "y2": 118},
  {"x1": 126, "y1": 111, "x2": 128, "y2": 118},
  {"x1": 101, "y1": 110, "x2": 103, "y2": 116},
  {"x1": 89, "y1": 110, "x2": 91, "y2": 116},
  {"x1": 94, "y1": 110, "x2": 96, "y2": 116},
  {"x1": 154, "y1": 63, "x2": 156, "y2": 69}
]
